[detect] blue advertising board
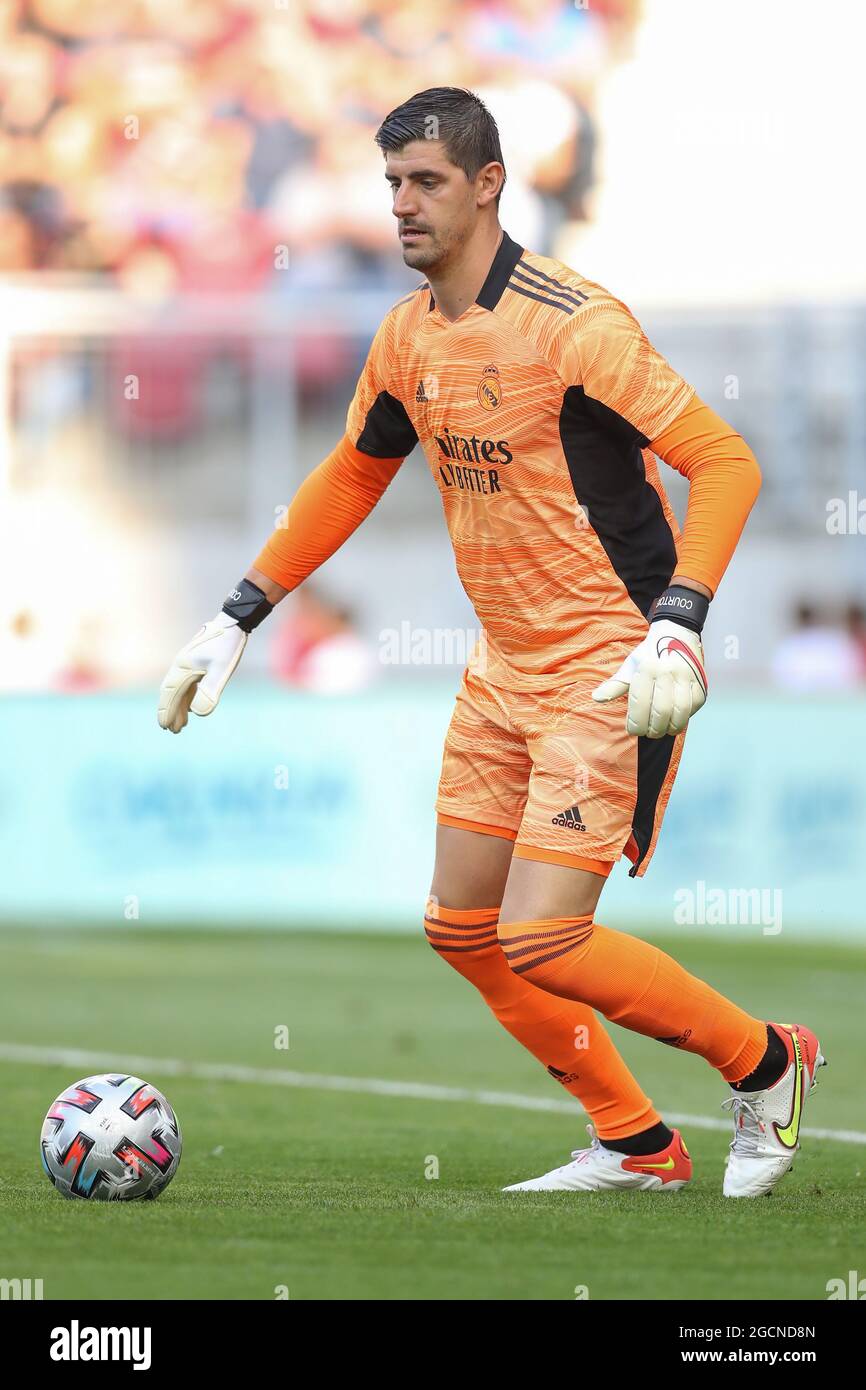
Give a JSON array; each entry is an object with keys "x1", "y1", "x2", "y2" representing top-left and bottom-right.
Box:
[{"x1": 0, "y1": 684, "x2": 863, "y2": 938}]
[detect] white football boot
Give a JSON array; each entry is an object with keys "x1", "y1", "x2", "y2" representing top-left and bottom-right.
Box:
[
  {"x1": 503, "y1": 1124, "x2": 692, "y2": 1193},
  {"x1": 722, "y1": 1022, "x2": 826, "y2": 1198}
]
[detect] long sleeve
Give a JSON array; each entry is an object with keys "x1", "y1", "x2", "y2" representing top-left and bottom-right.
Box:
[
  {"x1": 554, "y1": 296, "x2": 760, "y2": 599},
  {"x1": 651, "y1": 394, "x2": 762, "y2": 596},
  {"x1": 253, "y1": 433, "x2": 404, "y2": 592}
]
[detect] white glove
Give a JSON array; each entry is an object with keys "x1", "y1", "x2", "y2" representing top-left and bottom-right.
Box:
[
  {"x1": 592, "y1": 618, "x2": 708, "y2": 739},
  {"x1": 157, "y1": 612, "x2": 247, "y2": 733}
]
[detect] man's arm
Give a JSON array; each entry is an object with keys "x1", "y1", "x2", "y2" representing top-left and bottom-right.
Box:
[
  {"x1": 156, "y1": 437, "x2": 406, "y2": 732},
  {"x1": 157, "y1": 303, "x2": 418, "y2": 733},
  {"x1": 593, "y1": 394, "x2": 761, "y2": 737},
  {"x1": 652, "y1": 393, "x2": 762, "y2": 600},
  {"x1": 555, "y1": 297, "x2": 760, "y2": 736},
  {"x1": 245, "y1": 568, "x2": 289, "y2": 606},
  {"x1": 157, "y1": 297, "x2": 420, "y2": 732},
  {"x1": 249, "y1": 435, "x2": 406, "y2": 598}
]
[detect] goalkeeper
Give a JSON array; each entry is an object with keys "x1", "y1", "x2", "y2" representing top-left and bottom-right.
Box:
[{"x1": 158, "y1": 87, "x2": 825, "y2": 1200}]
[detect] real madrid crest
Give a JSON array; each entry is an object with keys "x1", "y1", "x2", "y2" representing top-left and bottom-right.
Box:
[{"x1": 477, "y1": 364, "x2": 502, "y2": 410}]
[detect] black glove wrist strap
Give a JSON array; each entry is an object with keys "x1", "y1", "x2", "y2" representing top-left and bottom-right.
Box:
[
  {"x1": 222, "y1": 579, "x2": 274, "y2": 633},
  {"x1": 650, "y1": 584, "x2": 709, "y2": 634}
]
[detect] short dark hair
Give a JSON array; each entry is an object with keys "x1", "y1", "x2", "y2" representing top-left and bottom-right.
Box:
[{"x1": 375, "y1": 87, "x2": 506, "y2": 205}]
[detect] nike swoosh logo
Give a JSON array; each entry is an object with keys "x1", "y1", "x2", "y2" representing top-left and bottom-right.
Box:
[
  {"x1": 773, "y1": 1030, "x2": 804, "y2": 1149},
  {"x1": 665, "y1": 637, "x2": 709, "y2": 694},
  {"x1": 635, "y1": 1156, "x2": 675, "y2": 1170}
]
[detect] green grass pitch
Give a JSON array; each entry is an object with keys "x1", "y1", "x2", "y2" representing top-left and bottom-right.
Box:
[{"x1": 0, "y1": 926, "x2": 863, "y2": 1301}]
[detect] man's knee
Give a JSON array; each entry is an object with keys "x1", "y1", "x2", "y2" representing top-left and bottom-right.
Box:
[
  {"x1": 497, "y1": 914, "x2": 594, "y2": 989},
  {"x1": 423, "y1": 898, "x2": 535, "y2": 1014},
  {"x1": 423, "y1": 896, "x2": 501, "y2": 971}
]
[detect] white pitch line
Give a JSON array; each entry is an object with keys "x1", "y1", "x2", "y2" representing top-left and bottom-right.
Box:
[{"x1": 3, "y1": 1042, "x2": 864, "y2": 1146}]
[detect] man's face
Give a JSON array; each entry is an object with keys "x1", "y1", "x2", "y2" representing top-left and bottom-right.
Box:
[{"x1": 384, "y1": 139, "x2": 479, "y2": 272}]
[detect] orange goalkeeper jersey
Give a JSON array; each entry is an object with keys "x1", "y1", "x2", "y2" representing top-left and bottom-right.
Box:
[{"x1": 258, "y1": 230, "x2": 759, "y2": 691}]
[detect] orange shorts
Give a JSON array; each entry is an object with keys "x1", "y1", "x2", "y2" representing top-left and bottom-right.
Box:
[{"x1": 435, "y1": 664, "x2": 684, "y2": 877}]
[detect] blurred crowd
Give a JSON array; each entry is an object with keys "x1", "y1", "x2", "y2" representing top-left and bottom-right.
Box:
[
  {"x1": 270, "y1": 584, "x2": 376, "y2": 693},
  {"x1": 0, "y1": 0, "x2": 639, "y2": 288},
  {"x1": 7, "y1": 1, "x2": 863, "y2": 702},
  {"x1": 772, "y1": 602, "x2": 866, "y2": 693}
]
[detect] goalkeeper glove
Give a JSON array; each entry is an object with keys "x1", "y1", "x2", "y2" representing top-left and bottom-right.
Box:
[
  {"x1": 157, "y1": 579, "x2": 273, "y2": 733},
  {"x1": 592, "y1": 585, "x2": 709, "y2": 739}
]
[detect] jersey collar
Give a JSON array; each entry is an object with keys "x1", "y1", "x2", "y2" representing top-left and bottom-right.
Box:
[{"x1": 427, "y1": 230, "x2": 524, "y2": 315}]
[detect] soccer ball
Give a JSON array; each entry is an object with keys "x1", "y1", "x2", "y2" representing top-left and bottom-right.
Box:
[{"x1": 40, "y1": 1074, "x2": 182, "y2": 1201}]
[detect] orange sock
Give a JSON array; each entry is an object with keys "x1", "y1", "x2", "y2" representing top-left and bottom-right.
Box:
[
  {"x1": 424, "y1": 901, "x2": 660, "y2": 1140},
  {"x1": 498, "y1": 916, "x2": 767, "y2": 1082}
]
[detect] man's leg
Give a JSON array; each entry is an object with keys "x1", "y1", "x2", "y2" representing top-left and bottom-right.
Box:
[
  {"x1": 497, "y1": 856, "x2": 771, "y2": 1090},
  {"x1": 427, "y1": 823, "x2": 663, "y2": 1141},
  {"x1": 496, "y1": 856, "x2": 830, "y2": 1197}
]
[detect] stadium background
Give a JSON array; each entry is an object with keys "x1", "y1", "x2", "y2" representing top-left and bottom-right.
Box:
[
  {"x1": 1, "y1": 0, "x2": 864, "y2": 933},
  {"x1": 0, "y1": 0, "x2": 864, "y2": 1304}
]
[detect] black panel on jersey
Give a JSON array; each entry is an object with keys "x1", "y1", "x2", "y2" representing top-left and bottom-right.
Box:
[
  {"x1": 476, "y1": 231, "x2": 524, "y2": 310},
  {"x1": 630, "y1": 735, "x2": 676, "y2": 876},
  {"x1": 559, "y1": 385, "x2": 679, "y2": 877},
  {"x1": 559, "y1": 385, "x2": 677, "y2": 619},
  {"x1": 355, "y1": 390, "x2": 419, "y2": 459},
  {"x1": 427, "y1": 230, "x2": 522, "y2": 313}
]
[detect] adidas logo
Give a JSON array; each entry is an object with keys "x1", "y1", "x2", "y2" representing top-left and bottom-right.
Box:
[
  {"x1": 655, "y1": 1028, "x2": 693, "y2": 1048},
  {"x1": 551, "y1": 804, "x2": 586, "y2": 831},
  {"x1": 547, "y1": 1064, "x2": 581, "y2": 1085},
  {"x1": 415, "y1": 380, "x2": 429, "y2": 403}
]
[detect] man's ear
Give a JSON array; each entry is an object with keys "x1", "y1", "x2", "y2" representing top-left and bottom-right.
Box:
[{"x1": 477, "y1": 161, "x2": 505, "y2": 207}]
